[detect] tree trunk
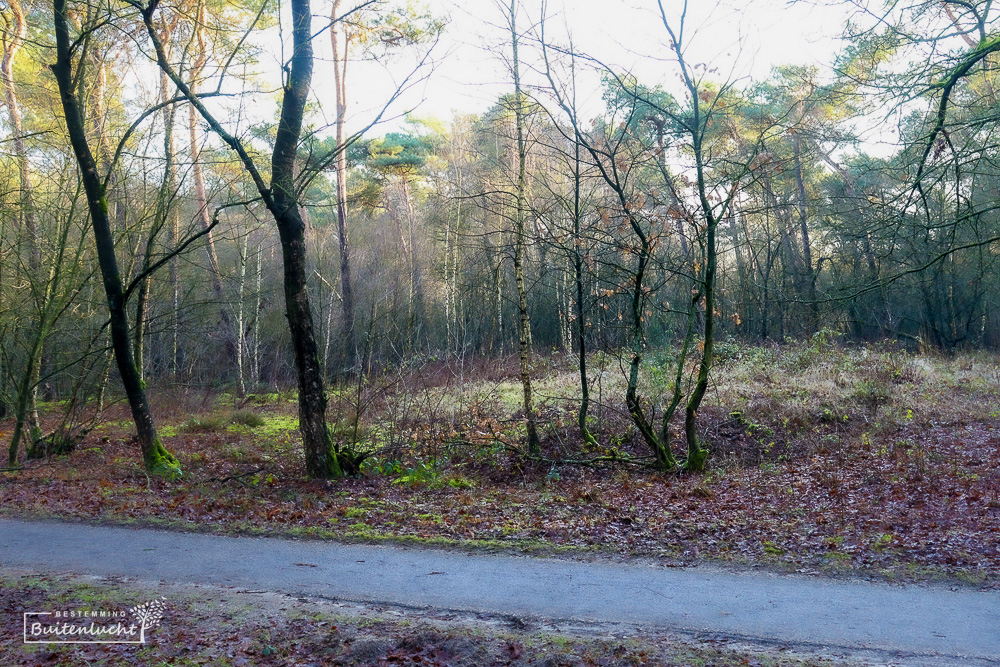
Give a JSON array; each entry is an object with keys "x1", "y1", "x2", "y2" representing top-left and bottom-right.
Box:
[
  {"x1": 236, "y1": 233, "x2": 248, "y2": 396},
  {"x1": 571, "y1": 131, "x2": 596, "y2": 446},
  {"x1": 509, "y1": 0, "x2": 540, "y2": 455},
  {"x1": 267, "y1": 0, "x2": 342, "y2": 477},
  {"x1": 793, "y1": 133, "x2": 819, "y2": 332},
  {"x1": 159, "y1": 14, "x2": 181, "y2": 377},
  {"x1": 445, "y1": 205, "x2": 454, "y2": 349},
  {"x1": 133, "y1": 82, "x2": 177, "y2": 382},
  {"x1": 401, "y1": 178, "x2": 425, "y2": 342},
  {"x1": 331, "y1": 0, "x2": 356, "y2": 369},
  {"x1": 7, "y1": 323, "x2": 45, "y2": 465},
  {"x1": 728, "y1": 206, "x2": 747, "y2": 333},
  {"x1": 493, "y1": 250, "x2": 503, "y2": 352},
  {"x1": 3, "y1": 0, "x2": 43, "y2": 443},
  {"x1": 681, "y1": 127, "x2": 714, "y2": 471},
  {"x1": 1, "y1": 0, "x2": 38, "y2": 269},
  {"x1": 51, "y1": 0, "x2": 180, "y2": 478},
  {"x1": 134, "y1": 64, "x2": 177, "y2": 383},
  {"x1": 188, "y1": 16, "x2": 237, "y2": 369},
  {"x1": 252, "y1": 239, "x2": 263, "y2": 385},
  {"x1": 674, "y1": 44, "x2": 714, "y2": 471}
]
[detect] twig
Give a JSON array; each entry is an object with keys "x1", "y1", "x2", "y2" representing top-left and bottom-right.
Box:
[
  {"x1": 521, "y1": 451, "x2": 654, "y2": 468},
  {"x1": 207, "y1": 467, "x2": 268, "y2": 486},
  {"x1": 484, "y1": 418, "x2": 655, "y2": 469}
]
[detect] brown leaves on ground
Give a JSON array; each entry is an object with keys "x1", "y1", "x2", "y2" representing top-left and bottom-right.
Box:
[
  {"x1": 2, "y1": 346, "x2": 999, "y2": 587},
  {"x1": 2, "y1": 414, "x2": 998, "y2": 586}
]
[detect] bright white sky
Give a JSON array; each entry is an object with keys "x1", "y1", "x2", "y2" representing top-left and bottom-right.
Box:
[
  {"x1": 310, "y1": 0, "x2": 856, "y2": 136},
  {"x1": 181, "y1": 0, "x2": 862, "y2": 154}
]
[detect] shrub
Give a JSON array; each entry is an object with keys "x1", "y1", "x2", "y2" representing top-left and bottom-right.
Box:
[
  {"x1": 180, "y1": 415, "x2": 227, "y2": 432},
  {"x1": 230, "y1": 409, "x2": 266, "y2": 428},
  {"x1": 853, "y1": 378, "x2": 891, "y2": 407}
]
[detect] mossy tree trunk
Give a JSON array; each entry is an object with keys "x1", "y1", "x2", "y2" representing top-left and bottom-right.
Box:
[
  {"x1": 270, "y1": 0, "x2": 341, "y2": 476},
  {"x1": 51, "y1": 0, "x2": 180, "y2": 478}
]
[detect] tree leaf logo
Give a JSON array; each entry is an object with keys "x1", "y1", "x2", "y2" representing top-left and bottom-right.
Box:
[{"x1": 129, "y1": 598, "x2": 168, "y2": 642}]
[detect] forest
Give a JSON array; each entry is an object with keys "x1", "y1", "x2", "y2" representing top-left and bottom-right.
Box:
[
  {"x1": 2, "y1": 0, "x2": 1000, "y2": 602},
  {"x1": 2, "y1": 0, "x2": 1000, "y2": 663}
]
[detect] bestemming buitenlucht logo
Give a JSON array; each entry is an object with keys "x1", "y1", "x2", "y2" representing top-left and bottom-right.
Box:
[{"x1": 23, "y1": 597, "x2": 168, "y2": 644}]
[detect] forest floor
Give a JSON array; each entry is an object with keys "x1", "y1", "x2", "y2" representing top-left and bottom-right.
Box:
[{"x1": 2, "y1": 339, "x2": 998, "y2": 588}]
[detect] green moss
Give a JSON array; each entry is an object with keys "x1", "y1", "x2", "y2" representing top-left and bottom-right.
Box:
[
  {"x1": 441, "y1": 474, "x2": 476, "y2": 489},
  {"x1": 145, "y1": 438, "x2": 182, "y2": 480},
  {"x1": 762, "y1": 541, "x2": 786, "y2": 556},
  {"x1": 249, "y1": 414, "x2": 299, "y2": 438},
  {"x1": 95, "y1": 420, "x2": 133, "y2": 432},
  {"x1": 683, "y1": 445, "x2": 709, "y2": 472},
  {"x1": 244, "y1": 393, "x2": 282, "y2": 404}
]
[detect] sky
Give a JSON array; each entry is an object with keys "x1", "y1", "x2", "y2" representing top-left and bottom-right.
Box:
[{"x1": 310, "y1": 0, "x2": 858, "y2": 136}]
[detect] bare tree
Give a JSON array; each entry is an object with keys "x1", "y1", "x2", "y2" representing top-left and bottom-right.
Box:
[{"x1": 505, "y1": 0, "x2": 541, "y2": 455}]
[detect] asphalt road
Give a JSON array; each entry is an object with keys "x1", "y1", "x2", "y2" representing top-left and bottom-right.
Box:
[{"x1": 1, "y1": 518, "x2": 997, "y2": 665}]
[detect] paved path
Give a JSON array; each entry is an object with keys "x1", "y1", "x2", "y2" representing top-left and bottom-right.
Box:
[{"x1": 1, "y1": 518, "x2": 997, "y2": 665}]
